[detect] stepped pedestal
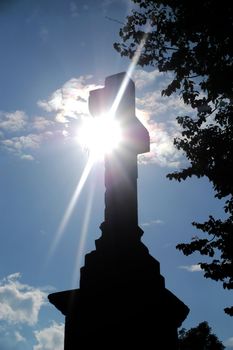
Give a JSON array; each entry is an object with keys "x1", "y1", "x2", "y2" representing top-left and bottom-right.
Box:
[{"x1": 49, "y1": 224, "x2": 189, "y2": 349}]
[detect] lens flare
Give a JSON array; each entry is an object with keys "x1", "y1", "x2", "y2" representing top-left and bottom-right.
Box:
[
  {"x1": 77, "y1": 115, "x2": 122, "y2": 160},
  {"x1": 48, "y1": 156, "x2": 94, "y2": 258}
]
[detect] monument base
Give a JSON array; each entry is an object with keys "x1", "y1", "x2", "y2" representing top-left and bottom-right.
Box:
[
  {"x1": 49, "y1": 285, "x2": 187, "y2": 349},
  {"x1": 49, "y1": 225, "x2": 189, "y2": 349}
]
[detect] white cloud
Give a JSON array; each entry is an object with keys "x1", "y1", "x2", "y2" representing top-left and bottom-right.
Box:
[
  {"x1": 1, "y1": 131, "x2": 56, "y2": 160},
  {"x1": 138, "y1": 119, "x2": 183, "y2": 167},
  {"x1": 225, "y1": 337, "x2": 233, "y2": 348},
  {"x1": 142, "y1": 219, "x2": 164, "y2": 227},
  {"x1": 133, "y1": 69, "x2": 162, "y2": 90},
  {"x1": 37, "y1": 75, "x2": 99, "y2": 123},
  {"x1": 20, "y1": 154, "x2": 34, "y2": 161},
  {"x1": 136, "y1": 90, "x2": 192, "y2": 119},
  {"x1": 33, "y1": 322, "x2": 64, "y2": 350},
  {"x1": 0, "y1": 75, "x2": 105, "y2": 161},
  {"x1": 134, "y1": 77, "x2": 194, "y2": 167},
  {"x1": 1, "y1": 133, "x2": 41, "y2": 155},
  {"x1": 0, "y1": 111, "x2": 28, "y2": 132},
  {"x1": 179, "y1": 264, "x2": 202, "y2": 272},
  {"x1": 14, "y1": 331, "x2": 26, "y2": 342},
  {"x1": 0, "y1": 328, "x2": 27, "y2": 350},
  {"x1": 10, "y1": 134, "x2": 41, "y2": 149},
  {"x1": 32, "y1": 117, "x2": 54, "y2": 130},
  {"x1": 0, "y1": 105, "x2": 61, "y2": 160},
  {"x1": 0, "y1": 71, "x2": 195, "y2": 167},
  {"x1": 0, "y1": 272, "x2": 46, "y2": 326},
  {"x1": 35, "y1": 71, "x2": 192, "y2": 168}
]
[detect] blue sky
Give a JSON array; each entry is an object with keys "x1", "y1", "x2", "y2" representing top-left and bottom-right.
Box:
[{"x1": 0, "y1": 0, "x2": 232, "y2": 349}]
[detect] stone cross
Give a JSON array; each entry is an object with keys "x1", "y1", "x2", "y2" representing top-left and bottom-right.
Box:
[{"x1": 89, "y1": 72, "x2": 150, "y2": 238}]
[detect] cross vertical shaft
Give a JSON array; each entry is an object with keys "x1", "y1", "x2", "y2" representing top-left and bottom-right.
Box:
[{"x1": 89, "y1": 72, "x2": 149, "y2": 237}]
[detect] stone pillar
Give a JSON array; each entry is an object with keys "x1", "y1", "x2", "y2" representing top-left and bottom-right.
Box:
[{"x1": 48, "y1": 72, "x2": 189, "y2": 349}]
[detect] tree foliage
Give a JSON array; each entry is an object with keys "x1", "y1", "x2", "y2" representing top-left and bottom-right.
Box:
[
  {"x1": 114, "y1": 0, "x2": 233, "y2": 315},
  {"x1": 178, "y1": 321, "x2": 225, "y2": 350}
]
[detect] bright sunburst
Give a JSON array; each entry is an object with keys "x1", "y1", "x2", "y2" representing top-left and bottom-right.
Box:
[
  {"x1": 47, "y1": 35, "x2": 147, "y2": 260},
  {"x1": 77, "y1": 115, "x2": 122, "y2": 160}
]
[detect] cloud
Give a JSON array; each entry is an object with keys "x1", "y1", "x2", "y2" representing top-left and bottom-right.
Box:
[
  {"x1": 179, "y1": 264, "x2": 202, "y2": 272},
  {"x1": 133, "y1": 73, "x2": 194, "y2": 167},
  {"x1": 32, "y1": 116, "x2": 54, "y2": 130},
  {"x1": 0, "y1": 75, "x2": 101, "y2": 161},
  {"x1": 1, "y1": 131, "x2": 56, "y2": 160},
  {"x1": 138, "y1": 117, "x2": 183, "y2": 167},
  {"x1": 0, "y1": 328, "x2": 28, "y2": 350},
  {"x1": 136, "y1": 90, "x2": 192, "y2": 119},
  {"x1": 225, "y1": 337, "x2": 233, "y2": 348},
  {"x1": 133, "y1": 69, "x2": 162, "y2": 90},
  {"x1": 33, "y1": 322, "x2": 64, "y2": 350},
  {"x1": 0, "y1": 272, "x2": 46, "y2": 326},
  {"x1": 14, "y1": 331, "x2": 26, "y2": 342},
  {"x1": 0, "y1": 111, "x2": 28, "y2": 132},
  {"x1": 0, "y1": 111, "x2": 54, "y2": 134},
  {"x1": 0, "y1": 71, "x2": 195, "y2": 166},
  {"x1": 20, "y1": 154, "x2": 34, "y2": 161},
  {"x1": 1, "y1": 133, "x2": 41, "y2": 160},
  {"x1": 2, "y1": 134, "x2": 41, "y2": 150},
  {"x1": 142, "y1": 219, "x2": 164, "y2": 227},
  {"x1": 0, "y1": 108, "x2": 57, "y2": 161},
  {"x1": 37, "y1": 75, "x2": 100, "y2": 123},
  {"x1": 0, "y1": 273, "x2": 60, "y2": 349}
]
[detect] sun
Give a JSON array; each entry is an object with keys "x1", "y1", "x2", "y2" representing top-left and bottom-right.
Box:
[{"x1": 77, "y1": 115, "x2": 122, "y2": 160}]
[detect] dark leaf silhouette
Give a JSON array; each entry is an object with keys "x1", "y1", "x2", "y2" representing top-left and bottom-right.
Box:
[
  {"x1": 114, "y1": 0, "x2": 233, "y2": 315},
  {"x1": 179, "y1": 321, "x2": 225, "y2": 349}
]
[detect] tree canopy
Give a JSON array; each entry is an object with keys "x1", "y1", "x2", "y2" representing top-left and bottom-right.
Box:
[
  {"x1": 114, "y1": 0, "x2": 233, "y2": 315},
  {"x1": 178, "y1": 321, "x2": 225, "y2": 350}
]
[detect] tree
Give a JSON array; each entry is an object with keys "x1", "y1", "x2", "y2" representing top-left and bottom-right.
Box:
[
  {"x1": 178, "y1": 321, "x2": 225, "y2": 350},
  {"x1": 114, "y1": 0, "x2": 233, "y2": 315}
]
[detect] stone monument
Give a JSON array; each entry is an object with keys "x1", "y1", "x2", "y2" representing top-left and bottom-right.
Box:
[{"x1": 48, "y1": 72, "x2": 189, "y2": 349}]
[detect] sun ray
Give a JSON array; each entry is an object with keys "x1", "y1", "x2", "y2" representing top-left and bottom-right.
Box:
[
  {"x1": 76, "y1": 35, "x2": 148, "y2": 163},
  {"x1": 48, "y1": 156, "x2": 94, "y2": 258},
  {"x1": 72, "y1": 180, "x2": 95, "y2": 288},
  {"x1": 110, "y1": 33, "x2": 148, "y2": 116}
]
